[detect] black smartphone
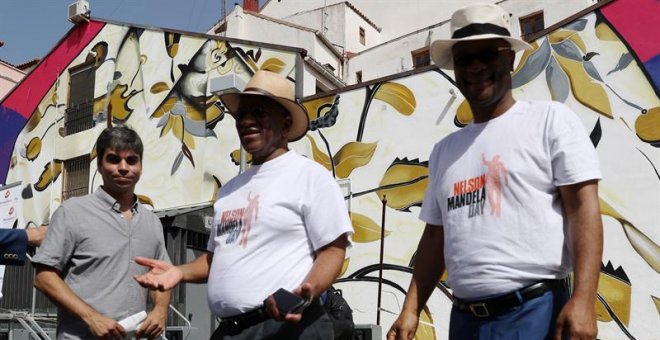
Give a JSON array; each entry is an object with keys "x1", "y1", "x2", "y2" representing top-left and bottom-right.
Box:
[{"x1": 271, "y1": 288, "x2": 310, "y2": 315}]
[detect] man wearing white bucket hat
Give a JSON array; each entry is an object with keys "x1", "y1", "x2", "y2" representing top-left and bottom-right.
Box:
[
  {"x1": 389, "y1": 3, "x2": 602, "y2": 340},
  {"x1": 134, "y1": 70, "x2": 353, "y2": 339}
]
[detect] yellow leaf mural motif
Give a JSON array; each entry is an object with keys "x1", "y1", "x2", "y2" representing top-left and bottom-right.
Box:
[
  {"x1": 303, "y1": 95, "x2": 335, "y2": 121},
  {"x1": 260, "y1": 57, "x2": 286, "y2": 73},
  {"x1": 595, "y1": 270, "x2": 631, "y2": 325},
  {"x1": 652, "y1": 296, "x2": 660, "y2": 315},
  {"x1": 600, "y1": 199, "x2": 660, "y2": 273},
  {"x1": 26, "y1": 109, "x2": 41, "y2": 133},
  {"x1": 333, "y1": 142, "x2": 377, "y2": 179},
  {"x1": 512, "y1": 41, "x2": 539, "y2": 76},
  {"x1": 634, "y1": 107, "x2": 660, "y2": 144},
  {"x1": 108, "y1": 84, "x2": 139, "y2": 121},
  {"x1": 351, "y1": 212, "x2": 390, "y2": 243},
  {"x1": 150, "y1": 82, "x2": 170, "y2": 94},
  {"x1": 595, "y1": 22, "x2": 619, "y2": 42},
  {"x1": 306, "y1": 135, "x2": 332, "y2": 171},
  {"x1": 26, "y1": 137, "x2": 42, "y2": 161},
  {"x1": 554, "y1": 54, "x2": 613, "y2": 118},
  {"x1": 165, "y1": 33, "x2": 180, "y2": 58},
  {"x1": 549, "y1": 30, "x2": 586, "y2": 54},
  {"x1": 415, "y1": 306, "x2": 437, "y2": 340},
  {"x1": 374, "y1": 82, "x2": 416, "y2": 115},
  {"x1": 377, "y1": 159, "x2": 429, "y2": 211},
  {"x1": 230, "y1": 149, "x2": 252, "y2": 165},
  {"x1": 34, "y1": 161, "x2": 63, "y2": 192},
  {"x1": 137, "y1": 195, "x2": 154, "y2": 207},
  {"x1": 455, "y1": 99, "x2": 473, "y2": 127},
  {"x1": 153, "y1": 97, "x2": 178, "y2": 119},
  {"x1": 10, "y1": 156, "x2": 17, "y2": 169},
  {"x1": 339, "y1": 258, "x2": 350, "y2": 277}
]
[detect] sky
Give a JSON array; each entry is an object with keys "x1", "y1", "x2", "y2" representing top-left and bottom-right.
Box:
[{"x1": 0, "y1": 0, "x2": 265, "y2": 66}]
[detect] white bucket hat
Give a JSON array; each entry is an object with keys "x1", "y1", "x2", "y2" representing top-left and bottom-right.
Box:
[
  {"x1": 431, "y1": 3, "x2": 532, "y2": 70},
  {"x1": 220, "y1": 70, "x2": 309, "y2": 142}
]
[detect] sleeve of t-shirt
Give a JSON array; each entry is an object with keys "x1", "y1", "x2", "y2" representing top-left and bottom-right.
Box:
[
  {"x1": 302, "y1": 168, "x2": 353, "y2": 251},
  {"x1": 419, "y1": 143, "x2": 444, "y2": 226},
  {"x1": 549, "y1": 103, "x2": 602, "y2": 186},
  {"x1": 31, "y1": 206, "x2": 76, "y2": 271}
]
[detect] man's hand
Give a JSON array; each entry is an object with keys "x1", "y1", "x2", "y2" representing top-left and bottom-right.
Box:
[
  {"x1": 136, "y1": 308, "x2": 167, "y2": 339},
  {"x1": 554, "y1": 296, "x2": 597, "y2": 340},
  {"x1": 134, "y1": 256, "x2": 183, "y2": 291},
  {"x1": 264, "y1": 283, "x2": 313, "y2": 323},
  {"x1": 387, "y1": 309, "x2": 419, "y2": 340},
  {"x1": 26, "y1": 225, "x2": 48, "y2": 246},
  {"x1": 84, "y1": 312, "x2": 127, "y2": 339}
]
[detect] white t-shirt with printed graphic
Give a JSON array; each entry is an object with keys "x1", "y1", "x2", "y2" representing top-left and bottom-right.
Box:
[
  {"x1": 206, "y1": 150, "x2": 353, "y2": 317},
  {"x1": 419, "y1": 101, "x2": 601, "y2": 299}
]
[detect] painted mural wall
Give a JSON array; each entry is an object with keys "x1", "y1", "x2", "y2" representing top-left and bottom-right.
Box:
[{"x1": 0, "y1": 0, "x2": 658, "y2": 339}]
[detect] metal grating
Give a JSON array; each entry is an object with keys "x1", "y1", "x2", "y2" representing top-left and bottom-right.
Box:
[
  {"x1": 62, "y1": 155, "x2": 91, "y2": 201},
  {"x1": 64, "y1": 100, "x2": 94, "y2": 136}
]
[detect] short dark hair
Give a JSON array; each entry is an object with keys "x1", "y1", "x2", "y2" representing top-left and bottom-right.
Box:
[{"x1": 96, "y1": 126, "x2": 144, "y2": 164}]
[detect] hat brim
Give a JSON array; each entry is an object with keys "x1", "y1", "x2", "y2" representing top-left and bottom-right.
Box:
[
  {"x1": 431, "y1": 34, "x2": 533, "y2": 70},
  {"x1": 220, "y1": 92, "x2": 309, "y2": 142}
]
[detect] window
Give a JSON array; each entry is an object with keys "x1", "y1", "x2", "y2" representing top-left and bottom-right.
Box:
[
  {"x1": 411, "y1": 47, "x2": 430, "y2": 68},
  {"x1": 359, "y1": 27, "x2": 365, "y2": 45},
  {"x1": 519, "y1": 10, "x2": 544, "y2": 40},
  {"x1": 355, "y1": 71, "x2": 362, "y2": 84},
  {"x1": 65, "y1": 63, "x2": 96, "y2": 135},
  {"x1": 62, "y1": 155, "x2": 91, "y2": 201}
]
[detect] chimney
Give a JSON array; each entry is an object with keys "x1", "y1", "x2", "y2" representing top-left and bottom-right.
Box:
[{"x1": 243, "y1": 0, "x2": 259, "y2": 12}]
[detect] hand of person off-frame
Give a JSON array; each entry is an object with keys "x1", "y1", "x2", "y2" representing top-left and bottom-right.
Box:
[
  {"x1": 26, "y1": 225, "x2": 48, "y2": 246},
  {"x1": 387, "y1": 310, "x2": 419, "y2": 340},
  {"x1": 133, "y1": 256, "x2": 183, "y2": 291},
  {"x1": 265, "y1": 282, "x2": 314, "y2": 323},
  {"x1": 136, "y1": 308, "x2": 167, "y2": 339},
  {"x1": 84, "y1": 312, "x2": 126, "y2": 340}
]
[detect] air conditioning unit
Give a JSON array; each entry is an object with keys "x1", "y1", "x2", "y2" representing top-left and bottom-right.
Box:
[{"x1": 68, "y1": 0, "x2": 90, "y2": 24}]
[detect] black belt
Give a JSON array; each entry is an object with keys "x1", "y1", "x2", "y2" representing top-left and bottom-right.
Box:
[
  {"x1": 217, "y1": 307, "x2": 270, "y2": 336},
  {"x1": 453, "y1": 279, "x2": 565, "y2": 318}
]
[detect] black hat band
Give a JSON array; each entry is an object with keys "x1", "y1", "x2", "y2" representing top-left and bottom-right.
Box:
[{"x1": 452, "y1": 23, "x2": 511, "y2": 39}]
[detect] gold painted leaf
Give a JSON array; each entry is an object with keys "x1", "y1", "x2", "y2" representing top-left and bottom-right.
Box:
[
  {"x1": 600, "y1": 199, "x2": 660, "y2": 273},
  {"x1": 595, "y1": 22, "x2": 619, "y2": 42},
  {"x1": 10, "y1": 155, "x2": 17, "y2": 168},
  {"x1": 172, "y1": 116, "x2": 185, "y2": 141},
  {"x1": 634, "y1": 107, "x2": 660, "y2": 144},
  {"x1": 186, "y1": 102, "x2": 206, "y2": 122},
  {"x1": 554, "y1": 54, "x2": 612, "y2": 118},
  {"x1": 595, "y1": 270, "x2": 631, "y2": 324},
  {"x1": 306, "y1": 135, "x2": 332, "y2": 171},
  {"x1": 339, "y1": 258, "x2": 350, "y2": 277},
  {"x1": 34, "y1": 161, "x2": 63, "y2": 192},
  {"x1": 415, "y1": 306, "x2": 437, "y2": 340},
  {"x1": 303, "y1": 95, "x2": 335, "y2": 121},
  {"x1": 455, "y1": 99, "x2": 473, "y2": 127},
  {"x1": 108, "y1": 84, "x2": 135, "y2": 121},
  {"x1": 351, "y1": 212, "x2": 390, "y2": 243},
  {"x1": 374, "y1": 82, "x2": 416, "y2": 115},
  {"x1": 90, "y1": 143, "x2": 97, "y2": 162},
  {"x1": 377, "y1": 159, "x2": 429, "y2": 211},
  {"x1": 26, "y1": 110, "x2": 41, "y2": 133},
  {"x1": 333, "y1": 142, "x2": 377, "y2": 178},
  {"x1": 165, "y1": 33, "x2": 180, "y2": 58},
  {"x1": 137, "y1": 195, "x2": 154, "y2": 207},
  {"x1": 260, "y1": 57, "x2": 286, "y2": 73},
  {"x1": 549, "y1": 30, "x2": 586, "y2": 53},
  {"x1": 26, "y1": 137, "x2": 42, "y2": 161},
  {"x1": 150, "y1": 82, "x2": 170, "y2": 94},
  {"x1": 153, "y1": 97, "x2": 178, "y2": 118},
  {"x1": 230, "y1": 149, "x2": 252, "y2": 165},
  {"x1": 161, "y1": 117, "x2": 174, "y2": 137},
  {"x1": 652, "y1": 296, "x2": 660, "y2": 315}
]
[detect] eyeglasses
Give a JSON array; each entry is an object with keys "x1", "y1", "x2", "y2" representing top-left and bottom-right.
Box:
[{"x1": 453, "y1": 46, "x2": 511, "y2": 67}]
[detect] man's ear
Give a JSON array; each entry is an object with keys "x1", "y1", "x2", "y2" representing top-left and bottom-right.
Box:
[{"x1": 283, "y1": 114, "x2": 293, "y2": 134}]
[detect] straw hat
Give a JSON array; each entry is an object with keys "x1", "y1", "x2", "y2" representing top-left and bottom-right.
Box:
[
  {"x1": 430, "y1": 3, "x2": 532, "y2": 70},
  {"x1": 220, "y1": 70, "x2": 309, "y2": 142}
]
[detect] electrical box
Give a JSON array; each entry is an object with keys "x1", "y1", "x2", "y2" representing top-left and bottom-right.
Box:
[{"x1": 68, "y1": 0, "x2": 90, "y2": 24}]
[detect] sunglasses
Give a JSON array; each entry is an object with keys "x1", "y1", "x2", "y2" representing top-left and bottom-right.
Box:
[{"x1": 453, "y1": 46, "x2": 511, "y2": 67}]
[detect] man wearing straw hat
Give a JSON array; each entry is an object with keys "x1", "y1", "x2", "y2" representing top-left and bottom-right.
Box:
[
  {"x1": 388, "y1": 3, "x2": 602, "y2": 340},
  {"x1": 134, "y1": 70, "x2": 353, "y2": 339}
]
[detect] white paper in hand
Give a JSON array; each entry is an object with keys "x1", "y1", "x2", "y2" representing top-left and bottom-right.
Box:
[{"x1": 118, "y1": 311, "x2": 147, "y2": 332}]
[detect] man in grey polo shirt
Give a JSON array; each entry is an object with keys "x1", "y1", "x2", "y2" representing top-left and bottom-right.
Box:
[{"x1": 33, "y1": 126, "x2": 171, "y2": 339}]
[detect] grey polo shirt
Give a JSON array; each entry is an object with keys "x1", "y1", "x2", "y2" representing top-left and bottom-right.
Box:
[{"x1": 33, "y1": 187, "x2": 170, "y2": 339}]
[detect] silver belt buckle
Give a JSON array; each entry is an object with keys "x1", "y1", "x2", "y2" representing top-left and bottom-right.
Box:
[{"x1": 469, "y1": 303, "x2": 490, "y2": 317}]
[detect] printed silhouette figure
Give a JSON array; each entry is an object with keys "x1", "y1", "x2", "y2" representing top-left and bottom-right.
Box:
[
  {"x1": 482, "y1": 153, "x2": 508, "y2": 217},
  {"x1": 239, "y1": 193, "x2": 260, "y2": 247}
]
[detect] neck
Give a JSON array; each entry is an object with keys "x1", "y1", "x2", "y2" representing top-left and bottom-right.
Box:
[
  {"x1": 252, "y1": 146, "x2": 289, "y2": 165},
  {"x1": 102, "y1": 186, "x2": 136, "y2": 211},
  {"x1": 471, "y1": 92, "x2": 515, "y2": 123}
]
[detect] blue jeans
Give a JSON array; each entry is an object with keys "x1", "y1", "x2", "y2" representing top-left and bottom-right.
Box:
[{"x1": 449, "y1": 283, "x2": 569, "y2": 340}]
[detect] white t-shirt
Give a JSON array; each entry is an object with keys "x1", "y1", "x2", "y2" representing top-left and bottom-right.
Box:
[
  {"x1": 419, "y1": 101, "x2": 601, "y2": 299},
  {"x1": 206, "y1": 150, "x2": 353, "y2": 317}
]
